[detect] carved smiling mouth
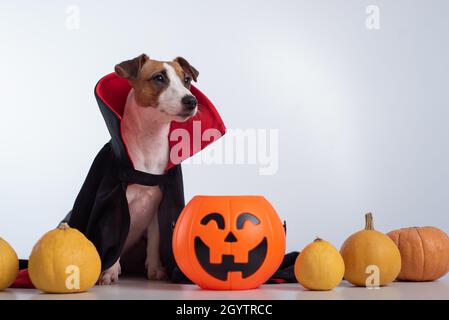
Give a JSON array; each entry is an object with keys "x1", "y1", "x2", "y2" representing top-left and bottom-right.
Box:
[{"x1": 194, "y1": 237, "x2": 268, "y2": 281}]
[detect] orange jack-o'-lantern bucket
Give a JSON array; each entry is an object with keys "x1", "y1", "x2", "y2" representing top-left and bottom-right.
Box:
[{"x1": 172, "y1": 195, "x2": 286, "y2": 290}]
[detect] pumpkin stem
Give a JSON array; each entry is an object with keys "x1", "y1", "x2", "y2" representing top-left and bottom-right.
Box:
[
  {"x1": 365, "y1": 212, "x2": 375, "y2": 230},
  {"x1": 58, "y1": 222, "x2": 70, "y2": 230}
]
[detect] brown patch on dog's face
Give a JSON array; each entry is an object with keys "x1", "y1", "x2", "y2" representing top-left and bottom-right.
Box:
[
  {"x1": 114, "y1": 54, "x2": 166, "y2": 107},
  {"x1": 130, "y1": 59, "x2": 169, "y2": 107}
]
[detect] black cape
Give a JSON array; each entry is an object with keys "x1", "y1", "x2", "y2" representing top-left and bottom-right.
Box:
[{"x1": 63, "y1": 73, "x2": 297, "y2": 283}]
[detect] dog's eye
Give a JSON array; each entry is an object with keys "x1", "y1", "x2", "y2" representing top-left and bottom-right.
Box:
[
  {"x1": 152, "y1": 74, "x2": 165, "y2": 83},
  {"x1": 184, "y1": 75, "x2": 191, "y2": 84}
]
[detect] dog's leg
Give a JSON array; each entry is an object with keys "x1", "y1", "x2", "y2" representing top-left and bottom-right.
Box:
[
  {"x1": 145, "y1": 213, "x2": 167, "y2": 280},
  {"x1": 98, "y1": 259, "x2": 121, "y2": 285}
]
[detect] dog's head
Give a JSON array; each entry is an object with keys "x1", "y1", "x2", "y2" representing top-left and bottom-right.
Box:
[{"x1": 115, "y1": 54, "x2": 199, "y2": 122}]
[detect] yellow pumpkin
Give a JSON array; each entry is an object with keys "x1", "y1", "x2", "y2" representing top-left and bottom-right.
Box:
[
  {"x1": 0, "y1": 237, "x2": 19, "y2": 290},
  {"x1": 29, "y1": 223, "x2": 101, "y2": 293},
  {"x1": 294, "y1": 238, "x2": 345, "y2": 291},
  {"x1": 340, "y1": 213, "x2": 401, "y2": 287}
]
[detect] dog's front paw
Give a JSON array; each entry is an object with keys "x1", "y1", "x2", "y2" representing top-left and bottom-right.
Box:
[
  {"x1": 147, "y1": 265, "x2": 168, "y2": 280},
  {"x1": 99, "y1": 261, "x2": 121, "y2": 285}
]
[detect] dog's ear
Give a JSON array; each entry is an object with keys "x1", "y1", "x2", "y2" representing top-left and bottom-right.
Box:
[
  {"x1": 174, "y1": 57, "x2": 199, "y2": 82},
  {"x1": 115, "y1": 54, "x2": 149, "y2": 80}
]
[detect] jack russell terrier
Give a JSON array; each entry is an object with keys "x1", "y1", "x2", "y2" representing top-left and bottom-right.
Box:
[{"x1": 98, "y1": 54, "x2": 199, "y2": 285}]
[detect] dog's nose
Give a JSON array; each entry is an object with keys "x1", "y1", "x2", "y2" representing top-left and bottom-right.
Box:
[{"x1": 181, "y1": 95, "x2": 197, "y2": 110}]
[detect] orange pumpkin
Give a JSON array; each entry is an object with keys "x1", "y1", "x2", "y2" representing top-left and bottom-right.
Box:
[
  {"x1": 387, "y1": 226, "x2": 449, "y2": 281},
  {"x1": 173, "y1": 195, "x2": 286, "y2": 290}
]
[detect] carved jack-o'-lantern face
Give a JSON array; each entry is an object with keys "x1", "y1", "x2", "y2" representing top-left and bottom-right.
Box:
[{"x1": 173, "y1": 196, "x2": 286, "y2": 290}]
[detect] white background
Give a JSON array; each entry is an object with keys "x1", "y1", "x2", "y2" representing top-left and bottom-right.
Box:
[{"x1": 1, "y1": 0, "x2": 448, "y2": 259}]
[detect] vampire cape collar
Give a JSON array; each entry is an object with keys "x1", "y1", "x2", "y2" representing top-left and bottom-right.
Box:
[{"x1": 95, "y1": 72, "x2": 226, "y2": 175}]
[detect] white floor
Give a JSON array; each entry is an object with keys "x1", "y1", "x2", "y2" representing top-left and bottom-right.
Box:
[{"x1": 1, "y1": 276, "x2": 449, "y2": 300}]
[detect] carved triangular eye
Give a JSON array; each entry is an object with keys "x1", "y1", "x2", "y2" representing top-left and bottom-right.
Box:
[
  {"x1": 236, "y1": 213, "x2": 260, "y2": 229},
  {"x1": 200, "y1": 212, "x2": 225, "y2": 229}
]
